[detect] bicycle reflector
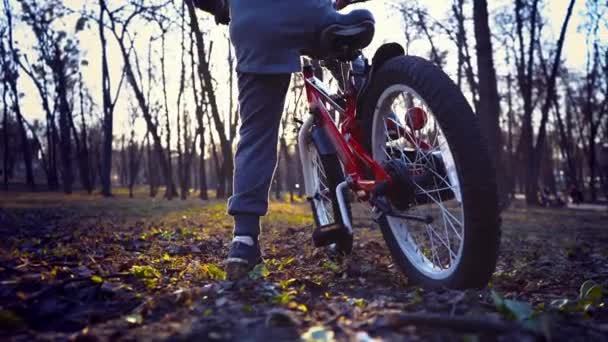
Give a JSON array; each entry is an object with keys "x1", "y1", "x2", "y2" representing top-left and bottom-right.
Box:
[{"x1": 406, "y1": 107, "x2": 428, "y2": 131}]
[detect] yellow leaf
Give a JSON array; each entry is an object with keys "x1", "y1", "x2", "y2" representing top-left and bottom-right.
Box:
[
  {"x1": 200, "y1": 264, "x2": 226, "y2": 280},
  {"x1": 91, "y1": 275, "x2": 104, "y2": 284},
  {"x1": 125, "y1": 314, "x2": 143, "y2": 325}
]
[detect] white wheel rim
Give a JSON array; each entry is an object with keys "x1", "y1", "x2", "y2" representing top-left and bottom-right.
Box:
[
  {"x1": 309, "y1": 144, "x2": 335, "y2": 226},
  {"x1": 371, "y1": 84, "x2": 465, "y2": 280}
]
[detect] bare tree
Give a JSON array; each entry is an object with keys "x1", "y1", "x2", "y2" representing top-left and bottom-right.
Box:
[
  {"x1": 564, "y1": 2, "x2": 608, "y2": 202},
  {"x1": 524, "y1": 0, "x2": 577, "y2": 202},
  {"x1": 20, "y1": 0, "x2": 86, "y2": 193},
  {"x1": 473, "y1": 0, "x2": 508, "y2": 207},
  {"x1": 189, "y1": 28, "x2": 208, "y2": 200},
  {"x1": 98, "y1": 0, "x2": 127, "y2": 197},
  {"x1": 2, "y1": 0, "x2": 35, "y2": 190},
  {"x1": 158, "y1": 23, "x2": 177, "y2": 199},
  {"x1": 17, "y1": 51, "x2": 60, "y2": 190},
  {"x1": 75, "y1": 72, "x2": 92, "y2": 193},
  {"x1": 514, "y1": 0, "x2": 540, "y2": 204},
  {"x1": 126, "y1": 106, "x2": 146, "y2": 198},
  {"x1": 105, "y1": 0, "x2": 175, "y2": 199},
  {"x1": 186, "y1": 0, "x2": 234, "y2": 198}
]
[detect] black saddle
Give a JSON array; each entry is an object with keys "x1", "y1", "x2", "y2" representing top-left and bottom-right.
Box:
[{"x1": 315, "y1": 9, "x2": 375, "y2": 61}]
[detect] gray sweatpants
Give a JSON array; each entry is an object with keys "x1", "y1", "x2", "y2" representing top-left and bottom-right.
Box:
[{"x1": 227, "y1": 73, "x2": 292, "y2": 236}]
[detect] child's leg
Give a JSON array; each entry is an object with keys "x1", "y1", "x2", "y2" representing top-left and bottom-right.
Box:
[{"x1": 227, "y1": 72, "x2": 291, "y2": 239}]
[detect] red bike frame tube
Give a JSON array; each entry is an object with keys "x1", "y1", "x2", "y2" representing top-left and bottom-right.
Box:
[{"x1": 303, "y1": 68, "x2": 391, "y2": 192}]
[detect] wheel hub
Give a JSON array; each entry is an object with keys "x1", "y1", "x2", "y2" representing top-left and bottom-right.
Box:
[{"x1": 383, "y1": 159, "x2": 416, "y2": 211}]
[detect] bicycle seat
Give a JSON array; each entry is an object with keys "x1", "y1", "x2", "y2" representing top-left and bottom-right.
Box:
[{"x1": 319, "y1": 9, "x2": 375, "y2": 61}]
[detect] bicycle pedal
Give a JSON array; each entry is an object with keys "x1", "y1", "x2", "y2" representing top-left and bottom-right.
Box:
[{"x1": 312, "y1": 223, "x2": 351, "y2": 247}]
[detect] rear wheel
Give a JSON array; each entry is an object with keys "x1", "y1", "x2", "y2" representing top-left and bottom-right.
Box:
[{"x1": 359, "y1": 55, "x2": 500, "y2": 289}]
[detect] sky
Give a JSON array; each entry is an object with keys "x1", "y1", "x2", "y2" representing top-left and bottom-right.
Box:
[{"x1": 4, "y1": 0, "x2": 603, "y2": 142}]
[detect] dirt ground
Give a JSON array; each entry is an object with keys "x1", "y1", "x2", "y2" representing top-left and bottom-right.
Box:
[{"x1": 0, "y1": 190, "x2": 607, "y2": 341}]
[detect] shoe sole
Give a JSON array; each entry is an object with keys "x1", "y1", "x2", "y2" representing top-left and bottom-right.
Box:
[{"x1": 224, "y1": 258, "x2": 254, "y2": 281}]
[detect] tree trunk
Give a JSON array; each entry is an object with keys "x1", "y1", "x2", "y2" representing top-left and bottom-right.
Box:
[
  {"x1": 274, "y1": 149, "x2": 282, "y2": 200},
  {"x1": 177, "y1": 7, "x2": 188, "y2": 200},
  {"x1": 44, "y1": 111, "x2": 59, "y2": 190},
  {"x1": 528, "y1": 0, "x2": 576, "y2": 203},
  {"x1": 205, "y1": 111, "x2": 225, "y2": 198},
  {"x1": 198, "y1": 128, "x2": 208, "y2": 200},
  {"x1": 186, "y1": 0, "x2": 234, "y2": 198},
  {"x1": 514, "y1": 0, "x2": 539, "y2": 204},
  {"x1": 100, "y1": 0, "x2": 114, "y2": 197},
  {"x1": 160, "y1": 31, "x2": 177, "y2": 200},
  {"x1": 2, "y1": 86, "x2": 8, "y2": 191},
  {"x1": 189, "y1": 29, "x2": 209, "y2": 201},
  {"x1": 280, "y1": 137, "x2": 294, "y2": 202},
  {"x1": 110, "y1": 19, "x2": 174, "y2": 202},
  {"x1": 55, "y1": 60, "x2": 73, "y2": 194},
  {"x1": 120, "y1": 135, "x2": 127, "y2": 187},
  {"x1": 473, "y1": 0, "x2": 507, "y2": 208},
  {"x1": 146, "y1": 137, "x2": 158, "y2": 197},
  {"x1": 77, "y1": 73, "x2": 92, "y2": 193},
  {"x1": 505, "y1": 54, "x2": 515, "y2": 197},
  {"x1": 128, "y1": 133, "x2": 146, "y2": 199},
  {"x1": 588, "y1": 125, "x2": 598, "y2": 202},
  {"x1": 553, "y1": 92, "x2": 577, "y2": 187},
  {"x1": 17, "y1": 54, "x2": 59, "y2": 190},
  {"x1": 1, "y1": 22, "x2": 35, "y2": 189}
]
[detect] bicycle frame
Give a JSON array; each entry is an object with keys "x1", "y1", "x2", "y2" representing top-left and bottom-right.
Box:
[{"x1": 298, "y1": 60, "x2": 391, "y2": 209}]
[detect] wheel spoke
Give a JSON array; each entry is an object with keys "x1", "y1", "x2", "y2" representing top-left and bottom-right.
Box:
[
  {"x1": 310, "y1": 145, "x2": 335, "y2": 225},
  {"x1": 426, "y1": 223, "x2": 457, "y2": 262},
  {"x1": 372, "y1": 85, "x2": 468, "y2": 279},
  {"x1": 412, "y1": 181, "x2": 463, "y2": 228}
]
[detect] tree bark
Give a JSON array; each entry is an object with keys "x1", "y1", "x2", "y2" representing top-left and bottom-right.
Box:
[
  {"x1": 146, "y1": 137, "x2": 158, "y2": 197},
  {"x1": 77, "y1": 73, "x2": 92, "y2": 193},
  {"x1": 280, "y1": 137, "x2": 293, "y2": 202},
  {"x1": 514, "y1": 0, "x2": 539, "y2": 204},
  {"x1": 159, "y1": 29, "x2": 177, "y2": 200},
  {"x1": 473, "y1": 0, "x2": 507, "y2": 208},
  {"x1": 198, "y1": 132, "x2": 208, "y2": 200},
  {"x1": 189, "y1": 29, "x2": 208, "y2": 200},
  {"x1": 100, "y1": 0, "x2": 114, "y2": 197},
  {"x1": 2, "y1": 85, "x2": 8, "y2": 191},
  {"x1": 176, "y1": 6, "x2": 188, "y2": 200},
  {"x1": 53, "y1": 47, "x2": 73, "y2": 194}
]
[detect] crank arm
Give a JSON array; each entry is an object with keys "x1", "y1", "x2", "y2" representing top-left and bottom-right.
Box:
[
  {"x1": 385, "y1": 213, "x2": 434, "y2": 224},
  {"x1": 370, "y1": 196, "x2": 434, "y2": 224}
]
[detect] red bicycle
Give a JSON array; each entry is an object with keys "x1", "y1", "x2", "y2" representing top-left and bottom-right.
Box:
[{"x1": 298, "y1": 1, "x2": 500, "y2": 289}]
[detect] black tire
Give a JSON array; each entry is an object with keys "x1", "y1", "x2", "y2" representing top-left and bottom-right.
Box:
[
  {"x1": 359, "y1": 55, "x2": 501, "y2": 289},
  {"x1": 309, "y1": 148, "x2": 353, "y2": 255}
]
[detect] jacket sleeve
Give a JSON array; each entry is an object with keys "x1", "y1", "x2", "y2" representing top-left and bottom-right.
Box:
[
  {"x1": 193, "y1": 0, "x2": 230, "y2": 24},
  {"x1": 192, "y1": 0, "x2": 223, "y2": 15}
]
